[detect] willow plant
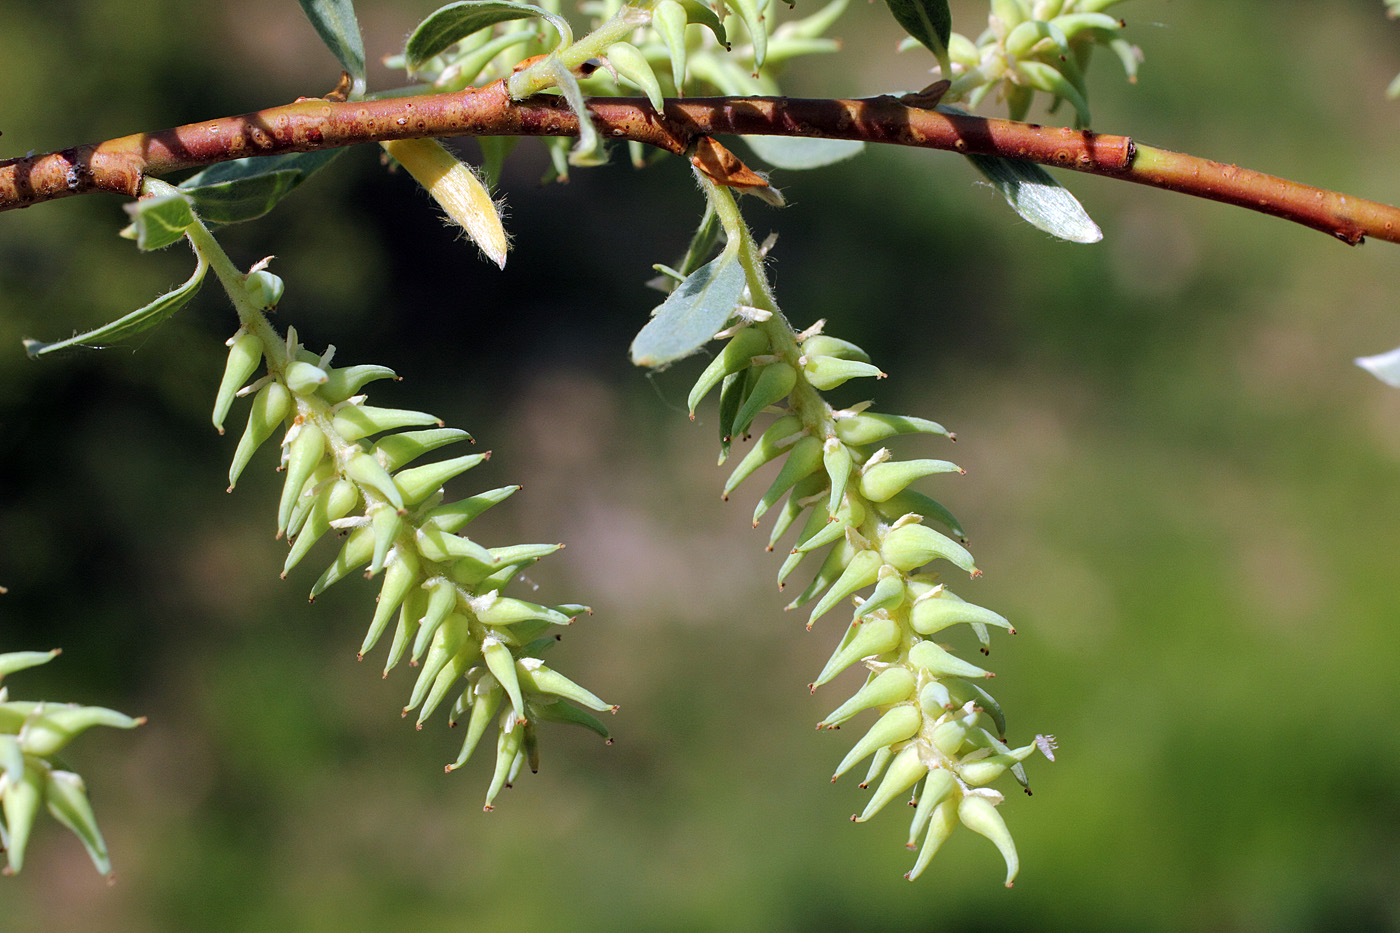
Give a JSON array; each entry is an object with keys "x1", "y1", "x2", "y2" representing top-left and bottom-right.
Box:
[{"x1": 6, "y1": 0, "x2": 1400, "y2": 896}]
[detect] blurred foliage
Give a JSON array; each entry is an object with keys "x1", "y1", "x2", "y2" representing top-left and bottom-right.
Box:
[{"x1": 3, "y1": 0, "x2": 1400, "y2": 929}]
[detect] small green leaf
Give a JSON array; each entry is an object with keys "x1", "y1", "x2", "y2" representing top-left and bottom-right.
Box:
[
  {"x1": 1356, "y1": 346, "x2": 1400, "y2": 387},
  {"x1": 297, "y1": 0, "x2": 367, "y2": 97},
  {"x1": 24, "y1": 250, "x2": 208, "y2": 358},
  {"x1": 741, "y1": 136, "x2": 864, "y2": 170},
  {"x1": 881, "y1": 0, "x2": 952, "y2": 58},
  {"x1": 405, "y1": 1, "x2": 572, "y2": 73},
  {"x1": 124, "y1": 193, "x2": 197, "y2": 251},
  {"x1": 180, "y1": 150, "x2": 342, "y2": 225},
  {"x1": 630, "y1": 249, "x2": 746, "y2": 368},
  {"x1": 965, "y1": 153, "x2": 1102, "y2": 244}
]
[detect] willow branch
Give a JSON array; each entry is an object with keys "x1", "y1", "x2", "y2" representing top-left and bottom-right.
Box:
[{"x1": 2, "y1": 80, "x2": 1396, "y2": 245}]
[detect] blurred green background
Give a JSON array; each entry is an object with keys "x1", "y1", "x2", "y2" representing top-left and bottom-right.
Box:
[{"x1": 3, "y1": 0, "x2": 1400, "y2": 929}]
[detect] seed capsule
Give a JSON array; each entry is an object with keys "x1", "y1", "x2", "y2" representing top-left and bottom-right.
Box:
[
  {"x1": 345, "y1": 451, "x2": 406, "y2": 511},
  {"x1": 393, "y1": 452, "x2": 490, "y2": 506},
  {"x1": 1, "y1": 762, "x2": 43, "y2": 873},
  {"x1": 801, "y1": 334, "x2": 871, "y2": 362},
  {"x1": 832, "y1": 704, "x2": 922, "y2": 781},
  {"x1": 905, "y1": 796, "x2": 960, "y2": 881},
  {"x1": 228, "y1": 381, "x2": 291, "y2": 489},
  {"x1": 516, "y1": 659, "x2": 616, "y2": 713},
  {"x1": 880, "y1": 521, "x2": 978, "y2": 576},
  {"x1": 319, "y1": 364, "x2": 397, "y2": 406},
  {"x1": 859, "y1": 458, "x2": 962, "y2": 503},
  {"x1": 822, "y1": 437, "x2": 853, "y2": 514},
  {"x1": 732, "y1": 362, "x2": 797, "y2": 441},
  {"x1": 723, "y1": 415, "x2": 803, "y2": 497},
  {"x1": 689, "y1": 326, "x2": 771, "y2": 416},
  {"x1": 212, "y1": 332, "x2": 263, "y2": 433},
  {"x1": 243, "y1": 269, "x2": 284, "y2": 310},
  {"x1": 802, "y1": 356, "x2": 885, "y2": 391},
  {"x1": 819, "y1": 667, "x2": 918, "y2": 729},
  {"x1": 958, "y1": 793, "x2": 1019, "y2": 887},
  {"x1": 908, "y1": 639, "x2": 993, "y2": 680},
  {"x1": 806, "y1": 548, "x2": 883, "y2": 628},
  {"x1": 856, "y1": 744, "x2": 929, "y2": 822},
  {"x1": 753, "y1": 434, "x2": 824, "y2": 524},
  {"x1": 42, "y1": 769, "x2": 113, "y2": 875},
  {"x1": 812, "y1": 616, "x2": 901, "y2": 688},
  {"x1": 906, "y1": 768, "x2": 957, "y2": 848},
  {"x1": 605, "y1": 41, "x2": 664, "y2": 111},
  {"x1": 482, "y1": 636, "x2": 526, "y2": 723},
  {"x1": 284, "y1": 360, "x2": 329, "y2": 396},
  {"x1": 18, "y1": 704, "x2": 142, "y2": 757},
  {"x1": 332, "y1": 405, "x2": 442, "y2": 442},
  {"x1": 277, "y1": 423, "x2": 326, "y2": 535},
  {"x1": 910, "y1": 593, "x2": 1013, "y2": 637},
  {"x1": 833, "y1": 412, "x2": 951, "y2": 447}
]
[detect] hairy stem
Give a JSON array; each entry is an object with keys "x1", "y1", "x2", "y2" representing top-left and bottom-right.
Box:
[{"x1": 3, "y1": 86, "x2": 1398, "y2": 245}]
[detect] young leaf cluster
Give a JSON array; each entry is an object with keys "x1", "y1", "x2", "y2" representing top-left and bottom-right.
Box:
[{"x1": 0, "y1": 651, "x2": 143, "y2": 877}]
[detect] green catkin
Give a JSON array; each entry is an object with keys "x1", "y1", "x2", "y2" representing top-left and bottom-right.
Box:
[
  {"x1": 690, "y1": 311, "x2": 1052, "y2": 886},
  {"x1": 0, "y1": 650, "x2": 143, "y2": 876},
  {"x1": 210, "y1": 258, "x2": 613, "y2": 811}
]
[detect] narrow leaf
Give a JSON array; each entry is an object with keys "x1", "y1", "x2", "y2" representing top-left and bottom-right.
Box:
[
  {"x1": 741, "y1": 136, "x2": 864, "y2": 170},
  {"x1": 24, "y1": 250, "x2": 208, "y2": 358},
  {"x1": 297, "y1": 0, "x2": 367, "y2": 96},
  {"x1": 180, "y1": 150, "x2": 342, "y2": 225},
  {"x1": 881, "y1": 0, "x2": 952, "y2": 58},
  {"x1": 1356, "y1": 346, "x2": 1400, "y2": 387},
  {"x1": 630, "y1": 249, "x2": 745, "y2": 368},
  {"x1": 965, "y1": 153, "x2": 1102, "y2": 244},
  {"x1": 406, "y1": 1, "x2": 571, "y2": 72},
  {"x1": 124, "y1": 193, "x2": 197, "y2": 251}
]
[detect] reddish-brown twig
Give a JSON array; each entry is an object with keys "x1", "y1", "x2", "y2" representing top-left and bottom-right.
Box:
[{"x1": 2, "y1": 81, "x2": 1396, "y2": 245}]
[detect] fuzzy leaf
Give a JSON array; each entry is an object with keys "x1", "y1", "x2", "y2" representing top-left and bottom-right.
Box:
[
  {"x1": 742, "y1": 135, "x2": 865, "y2": 170},
  {"x1": 297, "y1": 0, "x2": 367, "y2": 96},
  {"x1": 881, "y1": 0, "x2": 951, "y2": 58},
  {"x1": 24, "y1": 250, "x2": 208, "y2": 358},
  {"x1": 180, "y1": 151, "x2": 343, "y2": 225},
  {"x1": 123, "y1": 193, "x2": 197, "y2": 251},
  {"x1": 1356, "y1": 345, "x2": 1400, "y2": 387},
  {"x1": 630, "y1": 249, "x2": 745, "y2": 368},
  {"x1": 965, "y1": 153, "x2": 1102, "y2": 244},
  {"x1": 406, "y1": 0, "x2": 571, "y2": 72}
]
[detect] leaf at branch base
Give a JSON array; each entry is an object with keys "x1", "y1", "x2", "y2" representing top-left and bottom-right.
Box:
[
  {"x1": 1356, "y1": 346, "x2": 1400, "y2": 387},
  {"x1": 880, "y1": 0, "x2": 951, "y2": 59},
  {"x1": 741, "y1": 136, "x2": 865, "y2": 171},
  {"x1": 123, "y1": 193, "x2": 197, "y2": 251},
  {"x1": 405, "y1": 1, "x2": 572, "y2": 73},
  {"x1": 23, "y1": 250, "x2": 209, "y2": 358},
  {"x1": 965, "y1": 153, "x2": 1102, "y2": 244},
  {"x1": 297, "y1": 0, "x2": 367, "y2": 98},
  {"x1": 630, "y1": 250, "x2": 746, "y2": 369},
  {"x1": 180, "y1": 150, "x2": 343, "y2": 225}
]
